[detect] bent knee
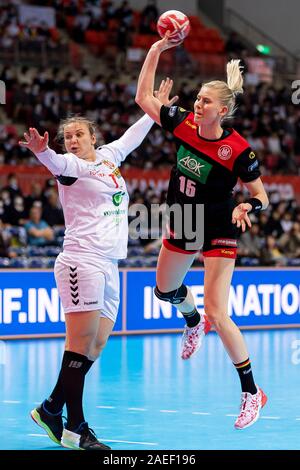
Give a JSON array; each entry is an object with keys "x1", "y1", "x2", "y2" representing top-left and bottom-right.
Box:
[
  {"x1": 204, "y1": 304, "x2": 228, "y2": 330},
  {"x1": 154, "y1": 285, "x2": 187, "y2": 304},
  {"x1": 90, "y1": 337, "x2": 109, "y2": 359}
]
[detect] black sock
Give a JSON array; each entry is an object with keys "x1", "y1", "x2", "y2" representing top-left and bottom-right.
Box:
[
  {"x1": 234, "y1": 358, "x2": 257, "y2": 394},
  {"x1": 182, "y1": 308, "x2": 201, "y2": 327},
  {"x1": 47, "y1": 350, "x2": 89, "y2": 430},
  {"x1": 45, "y1": 356, "x2": 94, "y2": 415}
]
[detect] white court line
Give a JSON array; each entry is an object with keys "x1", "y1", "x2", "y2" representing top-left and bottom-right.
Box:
[
  {"x1": 29, "y1": 434, "x2": 158, "y2": 446},
  {"x1": 192, "y1": 412, "x2": 211, "y2": 415},
  {"x1": 159, "y1": 410, "x2": 178, "y2": 413},
  {"x1": 128, "y1": 408, "x2": 147, "y2": 411},
  {"x1": 96, "y1": 405, "x2": 116, "y2": 409},
  {"x1": 261, "y1": 416, "x2": 281, "y2": 420},
  {"x1": 104, "y1": 439, "x2": 158, "y2": 446},
  {"x1": 226, "y1": 414, "x2": 238, "y2": 417},
  {"x1": 295, "y1": 418, "x2": 300, "y2": 421},
  {"x1": 3, "y1": 400, "x2": 21, "y2": 404}
]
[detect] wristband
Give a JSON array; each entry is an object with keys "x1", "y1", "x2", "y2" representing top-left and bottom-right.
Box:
[{"x1": 246, "y1": 198, "x2": 263, "y2": 213}]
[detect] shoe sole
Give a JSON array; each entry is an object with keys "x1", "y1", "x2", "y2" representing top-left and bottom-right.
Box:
[
  {"x1": 234, "y1": 390, "x2": 268, "y2": 430},
  {"x1": 61, "y1": 441, "x2": 84, "y2": 450},
  {"x1": 30, "y1": 409, "x2": 61, "y2": 445}
]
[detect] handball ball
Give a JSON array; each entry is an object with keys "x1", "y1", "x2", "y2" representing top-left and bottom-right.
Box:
[{"x1": 157, "y1": 10, "x2": 190, "y2": 43}]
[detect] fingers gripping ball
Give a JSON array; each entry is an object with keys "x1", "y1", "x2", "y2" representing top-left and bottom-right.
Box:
[{"x1": 157, "y1": 10, "x2": 190, "y2": 43}]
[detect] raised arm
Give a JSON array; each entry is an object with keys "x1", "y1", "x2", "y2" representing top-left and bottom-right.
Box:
[
  {"x1": 105, "y1": 78, "x2": 178, "y2": 165},
  {"x1": 135, "y1": 33, "x2": 178, "y2": 125},
  {"x1": 19, "y1": 127, "x2": 75, "y2": 176}
]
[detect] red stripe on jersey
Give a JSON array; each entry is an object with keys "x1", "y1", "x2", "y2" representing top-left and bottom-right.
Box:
[
  {"x1": 163, "y1": 238, "x2": 199, "y2": 254},
  {"x1": 173, "y1": 112, "x2": 250, "y2": 171},
  {"x1": 203, "y1": 247, "x2": 237, "y2": 259}
]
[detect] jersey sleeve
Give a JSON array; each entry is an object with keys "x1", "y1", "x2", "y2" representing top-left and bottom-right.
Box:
[
  {"x1": 233, "y1": 148, "x2": 261, "y2": 182},
  {"x1": 35, "y1": 147, "x2": 86, "y2": 177},
  {"x1": 160, "y1": 105, "x2": 190, "y2": 133},
  {"x1": 98, "y1": 114, "x2": 154, "y2": 166}
]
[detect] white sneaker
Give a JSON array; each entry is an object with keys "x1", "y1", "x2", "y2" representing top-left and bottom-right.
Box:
[
  {"x1": 181, "y1": 315, "x2": 211, "y2": 360},
  {"x1": 61, "y1": 422, "x2": 111, "y2": 450},
  {"x1": 234, "y1": 386, "x2": 268, "y2": 430}
]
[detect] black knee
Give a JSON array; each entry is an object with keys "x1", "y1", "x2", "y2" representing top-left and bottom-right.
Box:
[{"x1": 154, "y1": 284, "x2": 187, "y2": 305}]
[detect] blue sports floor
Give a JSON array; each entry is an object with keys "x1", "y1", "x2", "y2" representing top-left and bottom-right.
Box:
[{"x1": 1, "y1": 329, "x2": 300, "y2": 450}]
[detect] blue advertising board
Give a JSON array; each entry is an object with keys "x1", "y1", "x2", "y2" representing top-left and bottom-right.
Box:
[
  {"x1": 0, "y1": 271, "x2": 122, "y2": 337},
  {"x1": 126, "y1": 269, "x2": 300, "y2": 331},
  {"x1": 0, "y1": 268, "x2": 299, "y2": 338}
]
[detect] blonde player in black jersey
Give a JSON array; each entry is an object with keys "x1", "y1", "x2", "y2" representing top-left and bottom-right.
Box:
[
  {"x1": 136, "y1": 32, "x2": 269, "y2": 429},
  {"x1": 19, "y1": 80, "x2": 177, "y2": 450}
]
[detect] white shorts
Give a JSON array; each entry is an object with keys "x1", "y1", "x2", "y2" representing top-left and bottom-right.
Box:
[{"x1": 54, "y1": 251, "x2": 120, "y2": 322}]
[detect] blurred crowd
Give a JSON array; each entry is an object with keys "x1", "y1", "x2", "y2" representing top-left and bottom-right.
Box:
[
  {"x1": 0, "y1": 1, "x2": 62, "y2": 50},
  {"x1": 1, "y1": 0, "x2": 299, "y2": 268},
  {"x1": 0, "y1": 171, "x2": 299, "y2": 268},
  {"x1": 1, "y1": 62, "x2": 299, "y2": 174}
]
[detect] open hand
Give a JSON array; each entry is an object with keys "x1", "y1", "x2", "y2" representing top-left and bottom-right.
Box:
[
  {"x1": 151, "y1": 30, "x2": 183, "y2": 53},
  {"x1": 19, "y1": 127, "x2": 49, "y2": 154},
  {"x1": 232, "y1": 203, "x2": 252, "y2": 232},
  {"x1": 154, "y1": 77, "x2": 178, "y2": 106}
]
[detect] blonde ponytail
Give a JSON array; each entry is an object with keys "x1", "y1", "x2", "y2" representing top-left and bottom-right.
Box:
[
  {"x1": 226, "y1": 59, "x2": 244, "y2": 96},
  {"x1": 202, "y1": 59, "x2": 244, "y2": 122}
]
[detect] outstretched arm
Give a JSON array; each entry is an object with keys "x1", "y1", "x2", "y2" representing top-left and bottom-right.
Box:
[
  {"x1": 19, "y1": 127, "x2": 70, "y2": 175},
  {"x1": 135, "y1": 33, "x2": 179, "y2": 125},
  {"x1": 19, "y1": 127, "x2": 49, "y2": 155}
]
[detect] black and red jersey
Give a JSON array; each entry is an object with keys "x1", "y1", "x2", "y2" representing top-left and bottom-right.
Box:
[{"x1": 160, "y1": 105, "x2": 261, "y2": 203}]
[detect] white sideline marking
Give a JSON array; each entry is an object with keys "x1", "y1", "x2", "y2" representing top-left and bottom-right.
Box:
[
  {"x1": 261, "y1": 416, "x2": 280, "y2": 420},
  {"x1": 159, "y1": 409, "x2": 178, "y2": 413},
  {"x1": 128, "y1": 407, "x2": 147, "y2": 411},
  {"x1": 96, "y1": 405, "x2": 116, "y2": 409},
  {"x1": 104, "y1": 439, "x2": 158, "y2": 446},
  {"x1": 29, "y1": 434, "x2": 157, "y2": 446},
  {"x1": 3, "y1": 400, "x2": 21, "y2": 404}
]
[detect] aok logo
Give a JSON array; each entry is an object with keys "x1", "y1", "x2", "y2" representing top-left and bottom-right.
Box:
[{"x1": 0, "y1": 80, "x2": 5, "y2": 104}]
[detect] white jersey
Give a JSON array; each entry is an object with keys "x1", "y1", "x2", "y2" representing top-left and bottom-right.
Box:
[{"x1": 36, "y1": 115, "x2": 154, "y2": 260}]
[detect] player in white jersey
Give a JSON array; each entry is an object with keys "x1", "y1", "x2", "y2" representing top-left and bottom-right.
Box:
[{"x1": 19, "y1": 79, "x2": 178, "y2": 450}]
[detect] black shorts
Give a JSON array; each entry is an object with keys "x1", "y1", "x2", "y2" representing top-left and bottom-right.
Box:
[{"x1": 163, "y1": 198, "x2": 239, "y2": 259}]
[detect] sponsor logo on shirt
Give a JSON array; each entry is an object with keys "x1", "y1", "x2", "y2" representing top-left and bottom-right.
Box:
[
  {"x1": 185, "y1": 120, "x2": 197, "y2": 130},
  {"x1": 248, "y1": 160, "x2": 259, "y2": 172},
  {"x1": 112, "y1": 191, "x2": 125, "y2": 206},
  {"x1": 103, "y1": 208, "x2": 126, "y2": 216},
  {"x1": 111, "y1": 167, "x2": 121, "y2": 178},
  {"x1": 89, "y1": 170, "x2": 105, "y2": 177},
  {"x1": 177, "y1": 145, "x2": 212, "y2": 184},
  {"x1": 218, "y1": 145, "x2": 232, "y2": 160},
  {"x1": 102, "y1": 159, "x2": 115, "y2": 170},
  {"x1": 212, "y1": 238, "x2": 237, "y2": 247},
  {"x1": 168, "y1": 106, "x2": 177, "y2": 117},
  {"x1": 221, "y1": 249, "x2": 235, "y2": 256},
  {"x1": 249, "y1": 151, "x2": 256, "y2": 159}
]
